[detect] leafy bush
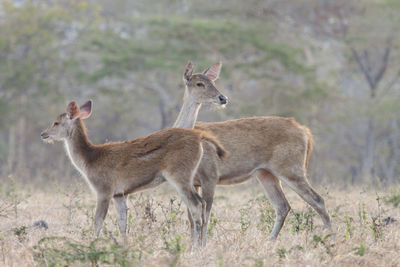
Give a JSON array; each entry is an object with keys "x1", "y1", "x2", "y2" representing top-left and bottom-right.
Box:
[
  {"x1": 255, "y1": 195, "x2": 275, "y2": 233},
  {"x1": 289, "y1": 208, "x2": 315, "y2": 233},
  {"x1": 33, "y1": 236, "x2": 141, "y2": 266},
  {"x1": 383, "y1": 189, "x2": 400, "y2": 208},
  {"x1": 312, "y1": 234, "x2": 335, "y2": 255},
  {"x1": 353, "y1": 243, "x2": 367, "y2": 256}
]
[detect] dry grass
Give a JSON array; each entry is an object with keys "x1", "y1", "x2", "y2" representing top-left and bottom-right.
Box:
[{"x1": 0, "y1": 180, "x2": 399, "y2": 267}]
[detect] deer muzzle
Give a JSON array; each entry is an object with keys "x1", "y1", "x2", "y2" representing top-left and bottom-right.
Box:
[
  {"x1": 218, "y1": 95, "x2": 228, "y2": 105},
  {"x1": 41, "y1": 132, "x2": 49, "y2": 140}
]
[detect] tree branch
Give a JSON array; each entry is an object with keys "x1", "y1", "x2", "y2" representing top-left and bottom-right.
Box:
[
  {"x1": 373, "y1": 45, "x2": 391, "y2": 88},
  {"x1": 351, "y1": 48, "x2": 375, "y2": 90}
]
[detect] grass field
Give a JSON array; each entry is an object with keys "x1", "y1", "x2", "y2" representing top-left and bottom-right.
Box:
[{"x1": 0, "y1": 179, "x2": 399, "y2": 266}]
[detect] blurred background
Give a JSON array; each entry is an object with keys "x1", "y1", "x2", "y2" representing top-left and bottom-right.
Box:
[{"x1": 0, "y1": 0, "x2": 399, "y2": 187}]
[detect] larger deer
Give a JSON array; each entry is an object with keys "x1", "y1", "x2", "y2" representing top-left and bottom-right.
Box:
[
  {"x1": 40, "y1": 100, "x2": 226, "y2": 248},
  {"x1": 172, "y1": 62, "x2": 331, "y2": 240}
]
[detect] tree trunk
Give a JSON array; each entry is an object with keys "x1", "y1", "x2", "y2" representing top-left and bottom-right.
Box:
[
  {"x1": 385, "y1": 119, "x2": 399, "y2": 186},
  {"x1": 16, "y1": 95, "x2": 27, "y2": 179},
  {"x1": 7, "y1": 125, "x2": 16, "y2": 175},
  {"x1": 360, "y1": 118, "x2": 375, "y2": 183}
]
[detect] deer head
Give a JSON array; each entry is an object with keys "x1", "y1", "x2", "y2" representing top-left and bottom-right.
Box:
[
  {"x1": 183, "y1": 62, "x2": 228, "y2": 106},
  {"x1": 41, "y1": 100, "x2": 92, "y2": 143}
]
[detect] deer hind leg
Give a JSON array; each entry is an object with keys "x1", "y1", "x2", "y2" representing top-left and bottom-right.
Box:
[
  {"x1": 114, "y1": 195, "x2": 128, "y2": 240},
  {"x1": 187, "y1": 185, "x2": 201, "y2": 239},
  {"x1": 277, "y1": 168, "x2": 331, "y2": 229},
  {"x1": 164, "y1": 178, "x2": 205, "y2": 248},
  {"x1": 196, "y1": 144, "x2": 220, "y2": 247},
  {"x1": 163, "y1": 145, "x2": 205, "y2": 249},
  {"x1": 178, "y1": 187, "x2": 205, "y2": 249},
  {"x1": 256, "y1": 169, "x2": 291, "y2": 240},
  {"x1": 188, "y1": 180, "x2": 217, "y2": 248},
  {"x1": 199, "y1": 180, "x2": 216, "y2": 247},
  {"x1": 94, "y1": 195, "x2": 111, "y2": 237}
]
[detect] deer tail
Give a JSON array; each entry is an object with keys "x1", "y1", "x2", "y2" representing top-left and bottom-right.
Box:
[
  {"x1": 200, "y1": 131, "x2": 227, "y2": 161},
  {"x1": 303, "y1": 126, "x2": 314, "y2": 169}
]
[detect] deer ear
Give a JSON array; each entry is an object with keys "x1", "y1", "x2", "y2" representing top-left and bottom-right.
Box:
[
  {"x1": 67, "y1": 101, "x2": 80, "y2": 119},
  {"x1": 183, "y1": 61, "x2": 194, "y2": 83},
  {"x1": 79, "y1": 100, "x2": 92, "y2": 120},
  {"x1": 203, "y1": 62, "x2": 222, "y2": 81}
]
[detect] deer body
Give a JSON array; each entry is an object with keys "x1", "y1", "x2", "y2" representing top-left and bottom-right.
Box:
[
  {"x1": 174, "y1": 62, "x2": 331, "y2": 240},
  {"x1": 63, "y1": 120, "x2": 180, "y2": 196},
  {"x1": 195, "y1": 117, "x2": 311, "y2": 185},
  {"x1": 41, "y1": 100, "x2": 225, "y2": 248},
  {"x1": 193, "y1": 117, "x2": 329, "y2": 241}
]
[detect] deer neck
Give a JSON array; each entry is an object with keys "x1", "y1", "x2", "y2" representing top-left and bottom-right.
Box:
[
  {"x1": 173, "y1": 89, "x2": 201, "y2": 129},
  {"x1": 64, "y1": 119, "x2": 94, "y2": 175}
]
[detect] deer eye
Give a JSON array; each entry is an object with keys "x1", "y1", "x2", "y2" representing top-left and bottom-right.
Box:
[
  {"x1": 53, "y1": 122, "x2": 59, "y2": 126},
  {"x1": 196, "y1": 83, "x2": 204, "y2": 87}
]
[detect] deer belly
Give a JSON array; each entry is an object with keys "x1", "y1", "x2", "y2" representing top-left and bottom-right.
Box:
[
  {"x1": 115, "y1": 176, "x2": 166, "y2": 196},
  {"x1": 217, "y1": 173, "x2": 253, "y2": 185}
]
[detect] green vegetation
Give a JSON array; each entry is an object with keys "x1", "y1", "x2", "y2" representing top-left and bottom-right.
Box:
[
  {"x1": 384, "y1": 189, "x2": 400, "y2": 208},
  {"x1": 33, "y1": 237, "x2": 140, "y2": 266},
  {"x1": 82, "y1": 15, "x2": 308, "y2": 82},
  {"x1": 353, "y1": 243, "x2": 367, "y2": 256},
  {"x1": 312, "y1": 233, "x2": 335, "y2": 255},
  {"x1": 0, "y1": 186, "x2": 399, "y2": 265},
  {"x1": 0, "y1": 1, "x2": 399, "y2": 266},
  {"x1": 288, "y1": 208, "x2": 315, "y2": 234}
]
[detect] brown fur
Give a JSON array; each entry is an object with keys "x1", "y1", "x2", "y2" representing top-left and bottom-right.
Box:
[
  {"x1": 41, "y1": 101, "x2": 226, "y2": 248},
  {"x1": 198, "y1": 131, "x2": 227, "y2": 160},
  {"x1": 173, "y1": 62, "x2": 227, "y2": 129},
  {"x1": 70, "y1": 119, "x2": 225, "y2": 173},
  {"x1": 173, "y1": 62, "x2": 331, "y2": 241},
  {"x1": 193, "y1": 118, "x2": 329, "y2": 241},
  {"x1": 194, "y1": 117, "x2": 311, "y2": 183},
  {"x1": 71, "y1": 120, "x2": 225, "y2": 168}
]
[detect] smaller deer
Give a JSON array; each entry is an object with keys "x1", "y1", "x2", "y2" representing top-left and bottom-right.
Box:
[
  {"x1": 173, "y1": 62, "x2": 228, "y2": 129},
  {"x1": 41, "y1": 100, "x2": 226, "y2": 248}
]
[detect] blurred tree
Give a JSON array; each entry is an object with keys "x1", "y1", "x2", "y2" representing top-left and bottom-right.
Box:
[
  {"x1": 280, "y1": 0, "x2": 400, "y2": 185},
  {"x1": 0, "y1": 0, "x2": 398, "y2": 187},
  {"x1": 0, "y1": 0, "x2": 100, "y2": 178}
]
